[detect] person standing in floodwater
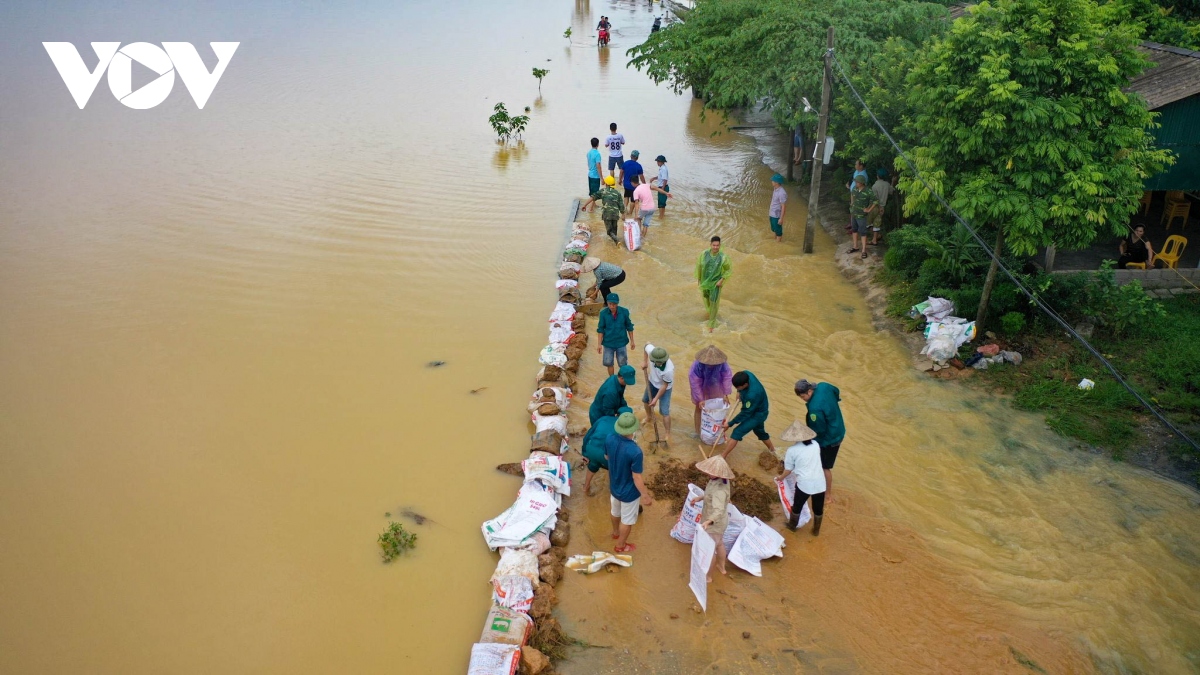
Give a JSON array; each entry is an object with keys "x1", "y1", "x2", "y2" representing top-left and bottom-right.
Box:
[
  {"x1": 777, "y1": 420, "x2": 826, "y2": 536},
  {"x1": 604, "y1": 122, "x2": 625, "y2": 175},
  {"x1": 583, "y1": 175, "x2": 624, "y2": 244},
  {"x1": 654, "y1": 155, "x2": 670, "y2": 215},
  {"x1": 721, "y1": 370, "x2": 776, "y2": 458},
  {"x1": 632, "y1": 174, "x2": 670, "y2": 241},
  {"x1": 695, "y1": 236, "x2": 731, "y2": 331},
  {"x1": 689, "y1": 345, "x2": 732, "y2": 438},
  {"x1": 768, "y1": 173, "x2": 787, "y2": 242},
  {"x1": 690, "y1": 454, "x2": 734, "y2": 580},
  {"x1": 587, "y1": 137, "x2": 603, "y2": 196},
  {"x1": 596, "y1": 293, "x2": 635, "y2": 376},
  {"x1": 795, "y1": 378, "x2": 845, "y2": 501},
  {"x1": 619, "y1": 150, "x2": 645, "y2": 214}
]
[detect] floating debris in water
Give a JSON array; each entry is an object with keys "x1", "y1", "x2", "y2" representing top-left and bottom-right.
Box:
[
  {"x1": 401, "y1": 507, "x2": 438, "y2": 526},
  {"x1": 427, "y1": 360, "x2": 447, "y2": 368},
  {"x1": 471, "y1": 387, "x2": 489, "y2": 394}
]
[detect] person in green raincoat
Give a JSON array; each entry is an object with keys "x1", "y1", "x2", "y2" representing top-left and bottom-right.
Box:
[{"x1": 695, "y1": 236, "x2": 731, "y2": 331}]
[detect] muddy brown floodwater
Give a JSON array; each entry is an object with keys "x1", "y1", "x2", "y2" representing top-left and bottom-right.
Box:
[{"x1": 0, "y1": 1, "x2": 1198, "y2": 673}]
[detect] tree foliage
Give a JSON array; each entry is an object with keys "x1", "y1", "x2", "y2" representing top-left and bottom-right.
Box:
[
  {"x1": 626, "y1": 0, "x2": 950, "y2": 131},
  {"x1": 488, "y1": 103, "x2": 530, "y2": 143},
  {"x1": 898, "y1": 0, "x2": 1173, "y2": 257}
]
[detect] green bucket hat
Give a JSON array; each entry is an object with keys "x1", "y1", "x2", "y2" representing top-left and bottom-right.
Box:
[
  {"x1": 618, "y1": 364, "x2": 637, "y2": 385},
  {"x1": 614, "y1": 411, "x2": 640, "y2": 436},
  {"x1": 650, "y1": 346, "x2": 669, "y2": 364},
  {"x1": 631, "y1": 150, "x2": 640, "y2": 158},
  {"x1": 771, "y1": 173, "x2": 785, "y2": 184}
]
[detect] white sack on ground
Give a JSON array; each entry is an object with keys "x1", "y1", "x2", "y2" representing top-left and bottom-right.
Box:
[{"x1": 728, "y1": 516, "x2": 786, "y2": 577}]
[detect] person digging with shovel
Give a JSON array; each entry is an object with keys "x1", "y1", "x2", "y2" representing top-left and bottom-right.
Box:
[
  {"x1": 641, "y1": 343, "x2": 674, "y2": 445},
  {"x1": 720, "y1": 370, "x2": 776, "y2": 459},
  {"x1": 581, "y1": 405, "x2": 633, "y2": 496}
]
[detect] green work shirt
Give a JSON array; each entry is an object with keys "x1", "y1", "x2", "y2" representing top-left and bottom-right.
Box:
[
  {"x1": 597, "y1": 305, "x2": 634, "y2": 350},
  {"x1": 805, "y1": 382, "x2": 845, "y2": 447},
  {"x1": 729, "y1": 371, "x2": 769, "y2": 428},
  {"x1": 592, "y1": 186, "x2": 624, "y2": 220},
  {"x1": 590, "y1": 376, "x2": 628, "y2": 424},
  {"x1": 581, "y1": 415, "x2": 618, "y2": 468},
  {"x1": 850, "y1": 185, "x2": 878, "y2": 218}
]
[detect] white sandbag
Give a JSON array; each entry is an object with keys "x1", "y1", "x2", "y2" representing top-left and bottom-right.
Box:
[
  {"x1": 727, "y1": 516, "x2": 786, "y2": 577},
  {"x1": 921, "y1": 333, "x2": 958, "y2": 362},
  {"x1": 564, "y1": 238, "x2": 590, "y2": 252},
  {"x1": 538, "y1": 344, "x2": 567, "y2": 367},
  {"x1": 481, "y1": 482, "x2": 559, "y2": 550},
  {"x1": 700, "y1": 399, "x2": 729, "y2": 445},
  {"x1": 723, "y1": 503, "x2": 746, "y2": 551},
  {"x1": 467, "y1": 642, "x2": 521, "y2": 675},
  {"x1": 511, "y1": 531, "x2": 551, "y2": 555},
  {"x1": 565, "y1": 551, "x2": 634, "y2": 574},
  {"x1": 555, "y1": 279, "x2": 579, "y2": 291},
  {"x1": 774, "y1": 474, "x2": 813, "y2": 529},
  {"x1": 548, "y1": 324, "x2": 575, "y2": 344},
  {"x1": 489, "y1": 547, "x2": 541, "y2": 586},
  {"x1": 522, "y1": 455, "x2": 571, "y2": 496},
  {"x1": 491, "y1": 575, "x2": 535, "y2": 614},
  {"x1": 548, "y1": 302, "x2": 577, "y2": 322},
  {"x1": 922, "y1": 318, "x2": 977, "y2": 360},
  {"x1": 623, "y1": 218, "x2": 642, "y2": 251},
  {"x1": 532, "y1": 413, "x2": 568, "y2": 436},
  {"x1": 528, "y1": 386, "x2": 570, "y2": 411},
  {"x1": 669, "y1": 483, "x2": 705, "y2": 544}
]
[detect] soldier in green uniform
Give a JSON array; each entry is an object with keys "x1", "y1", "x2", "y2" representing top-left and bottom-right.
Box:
[
  {"x1": 590, "y1": 364, "x2": 636, "y2": 425},
  {"x1": 583, "y1": 174, "x2": 626, "y2": 244},
  {"x1": 848, "y1": 174, "x2": 878, "y2": 260},
  {"x1": 720, "y1": 370, "x2": 777, "y2": 458}
]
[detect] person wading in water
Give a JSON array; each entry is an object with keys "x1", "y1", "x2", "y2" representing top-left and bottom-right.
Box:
[{"x1": 695, "y1": 236, "x2": 731, "y2": 332}]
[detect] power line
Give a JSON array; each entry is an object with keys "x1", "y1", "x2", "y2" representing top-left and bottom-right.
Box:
[{"x1": 827, "y1": 50, "x2": 1199, "y2": 452}]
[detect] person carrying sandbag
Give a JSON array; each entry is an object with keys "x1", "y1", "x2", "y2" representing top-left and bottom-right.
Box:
[
  {"x1": 688, "y1": 455, "x2": 734, "y2": 581},
  {"x1": 581, "y1": 405, "x2": 633, "y2": 496},
  {"x1": 776, "y1": 421, "x2": 826, "y2": 536},
  {"x1": 689, "y1": 345, "x2": 732, "y2": 438},
  {"x1": 582, "y1": 257, "x2": 625, "y2": 305}
]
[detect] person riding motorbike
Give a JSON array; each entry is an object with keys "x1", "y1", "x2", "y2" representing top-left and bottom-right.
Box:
[{"x1": 597, "y1": 16, "x2": 611, "y2": 46}]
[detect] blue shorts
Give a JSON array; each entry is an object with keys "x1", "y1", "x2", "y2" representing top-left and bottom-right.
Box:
[
  {"x1": 642, "y1": 382, "x2": 673, "y2": 415},
  {"x1": 640, "y1": 209, "x2": 654, "y2": 229},
  {"x1": 589, "y1": 177, "x2": 601, "y2": 195},
  {"x1": 602, "y1": 346, "x2": 628, "y2": 368},
  {"x1": 608, "y1": 155, "x2": 623, "y2": 171},
  {"x1": 852, "y1": 217, "x2": 870, "y2": 236}
]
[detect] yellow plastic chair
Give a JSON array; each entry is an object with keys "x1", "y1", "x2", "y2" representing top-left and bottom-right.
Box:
[
  {"x1": 1139, "y1": 191, "x2": 1153, "y2": 215},
  {"x1": 1157, "y1": 235, "x2": 1187, "y2": 269},
  {"x1": 1165, "y1": 190, "x2": 1186, "y2": 205},
  {"x1": 1125, "y1": 262, "x2": 1146, "y2": 269},
  {"x1": 1162, "y1": 200, "x2": 1191, "y2": 230}
]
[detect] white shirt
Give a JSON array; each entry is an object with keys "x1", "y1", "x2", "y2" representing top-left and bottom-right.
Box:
[
  {"x1": 784, "y1": 441, "x2": 826, "y2": 494},
  {"x1": 644, "y1": 343, "x2": 674, "y2": 389},
  {"x1": 604, "y1": 133, "x2": 626, "y2": 158},
  {"x1": 657, "y1": 165, "x2": 669, "y2": 185}
]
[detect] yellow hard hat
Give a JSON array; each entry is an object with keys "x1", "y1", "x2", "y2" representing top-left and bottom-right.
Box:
[{"x1": 604, "y1": 175, "x2": 616, "y2": 186}]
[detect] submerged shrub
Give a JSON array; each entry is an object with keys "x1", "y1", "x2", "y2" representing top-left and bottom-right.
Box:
[{"x1": 379, "y1": 521, "x2": 417, "y2": 562}]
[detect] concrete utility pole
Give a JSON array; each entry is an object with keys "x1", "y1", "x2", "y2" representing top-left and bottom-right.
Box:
[{"x1": 803, "y1": 26, "x2": 834, "y2": 255}]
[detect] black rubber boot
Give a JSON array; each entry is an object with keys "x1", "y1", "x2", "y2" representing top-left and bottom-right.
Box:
[
  {"x1": 786, "y1": 512, "x2": 800, "y2": 531},
  {"x1": 812, "y1": 515, "x2": 823, "y2": 536}
]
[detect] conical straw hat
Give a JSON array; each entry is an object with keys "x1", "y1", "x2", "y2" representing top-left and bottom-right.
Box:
[
  {"x1": 582, "y1": 257, "x2": 601, "y2": 272},
  {"x1": 695, "y1": 345, "x2": 727, "y2": 366},
  {"x1": 695, "y1": 455, "x2": 735, "y2": 480},
  {"x1": 780, "y1": 420, "x2": 816, "y2": 443}
]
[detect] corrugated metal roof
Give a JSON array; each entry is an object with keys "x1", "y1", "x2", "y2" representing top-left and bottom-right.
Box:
[{"x1": 1128, "y1": 42, "x2": 1200, "y2": 110}]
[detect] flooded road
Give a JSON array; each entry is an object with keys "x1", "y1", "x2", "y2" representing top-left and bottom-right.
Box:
[{"x1": 0, "y1": 0, "x2": 1197, "y2": 673}]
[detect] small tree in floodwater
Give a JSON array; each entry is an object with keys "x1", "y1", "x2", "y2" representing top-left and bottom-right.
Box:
[
  {"x1": 489, "y1": 103, "x2": 531, "y2": 143},
  {"x1": 532, "y1": 67, "x2": 549, "y2": 92},
  {"x1": 563, "y1": 27, "x2": 572, "y2": 39}
]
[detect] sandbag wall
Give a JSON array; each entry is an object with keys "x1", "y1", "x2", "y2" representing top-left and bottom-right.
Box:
[{"x1": 466, "y1": 211, "x2": 593, "y2": 675}]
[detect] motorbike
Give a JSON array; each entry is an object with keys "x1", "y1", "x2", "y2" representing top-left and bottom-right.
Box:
[{"x1": 598, "y1": 28, "x2": 610, "y2": 46}]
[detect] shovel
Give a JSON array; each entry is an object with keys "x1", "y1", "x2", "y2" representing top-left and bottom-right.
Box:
[{"x1": 646, "y1": 405, "x2": 668, "y2": 453}]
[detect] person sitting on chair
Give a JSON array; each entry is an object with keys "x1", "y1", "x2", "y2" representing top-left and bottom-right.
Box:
[{"x1": 1118, "y1": 224, "x2": 1155, "y2": 269}]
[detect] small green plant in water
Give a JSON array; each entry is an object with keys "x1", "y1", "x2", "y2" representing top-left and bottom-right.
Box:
[
  {"x1": 563, "y1": 27, "x2": 572, "y2": 39},
  {"x1": 378, "y1": 521, "x2": 416, "y2": 562},
  {"x1": 532, "y1": 67, "x2": 549, "y2": 92},
  {"x1": 488, "y1": 103, "x2": 531, "y2": 143}
]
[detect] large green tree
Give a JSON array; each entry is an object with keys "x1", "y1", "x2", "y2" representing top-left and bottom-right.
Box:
[
  {"x1": 627, "y1": 0, "x2": 949, "y2": 136},
  {"x1": 897, "y1": 0, "x2": 1173, "y2": 328}
]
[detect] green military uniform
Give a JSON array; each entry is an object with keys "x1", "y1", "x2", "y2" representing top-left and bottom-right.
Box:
[
  {"x1": 850, "y1": 185, "x2": 878, "y2": 219},
  {"x1": 728, "y1": 371, "x2": 770, "y2": 442},
  {"x1": 590, "y1": 374, "x2": 629, "y2": 425},
  {"x1": 805, "y1": 382, "x2": 845, "y2": 447},
  {"x1": 592, "y1": 185, "x2": 625, "y2": 243}
]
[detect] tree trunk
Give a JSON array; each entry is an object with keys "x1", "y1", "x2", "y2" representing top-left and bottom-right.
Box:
[
  {"x1": 976, "y1": 228, "x2": 1005, "y2": 331},
  {"x1": 786, "y1": 131, "x2": 795, "y2": 182}
]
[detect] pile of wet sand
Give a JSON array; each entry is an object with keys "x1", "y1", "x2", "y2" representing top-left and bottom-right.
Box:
[{"x1": 646, "y1": 457, "x2": 778, "y2": 521}]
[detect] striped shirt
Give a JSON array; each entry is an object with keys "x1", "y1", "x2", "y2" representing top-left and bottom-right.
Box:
[{"x1": 594, "y1": 261, "x2": 624, "y2": 283}]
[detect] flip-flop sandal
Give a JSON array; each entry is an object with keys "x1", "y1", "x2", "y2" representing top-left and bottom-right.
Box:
[
  {"x1": 614, "y1": 543, "x2": 637, "y2": 553},
  {"x1": 848, "y1": 248, "x2": 860, "y2": 253},
  {"x1": 611, "y1": 533, "x2": 620, "y2": 540},
  {"x1": 861, "y1": 251, "x2": 869, "y2": 259}
]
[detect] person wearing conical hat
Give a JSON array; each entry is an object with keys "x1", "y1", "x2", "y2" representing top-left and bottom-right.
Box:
[
  {"x1": 689, "y1": 345, "x2": 733, "y2": 437},
  {"x1": 689, "y1": 454, "x2": 735, "y2": 580},
  {"x1": 581, "y1": 405, "x2": 634, "y2": 497},
  {"x1": 776, "y1": 421, "x2": 826, "y2": 536},
  {"x1": 605, "y1": 412, "x2": 653, "y2": 553},
  {"x1": 582, "y1": 257, "x2": 626, "y2": 308},
  {"x1": 641, "y1": 343, "x2": 675, "y2": 436}
]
